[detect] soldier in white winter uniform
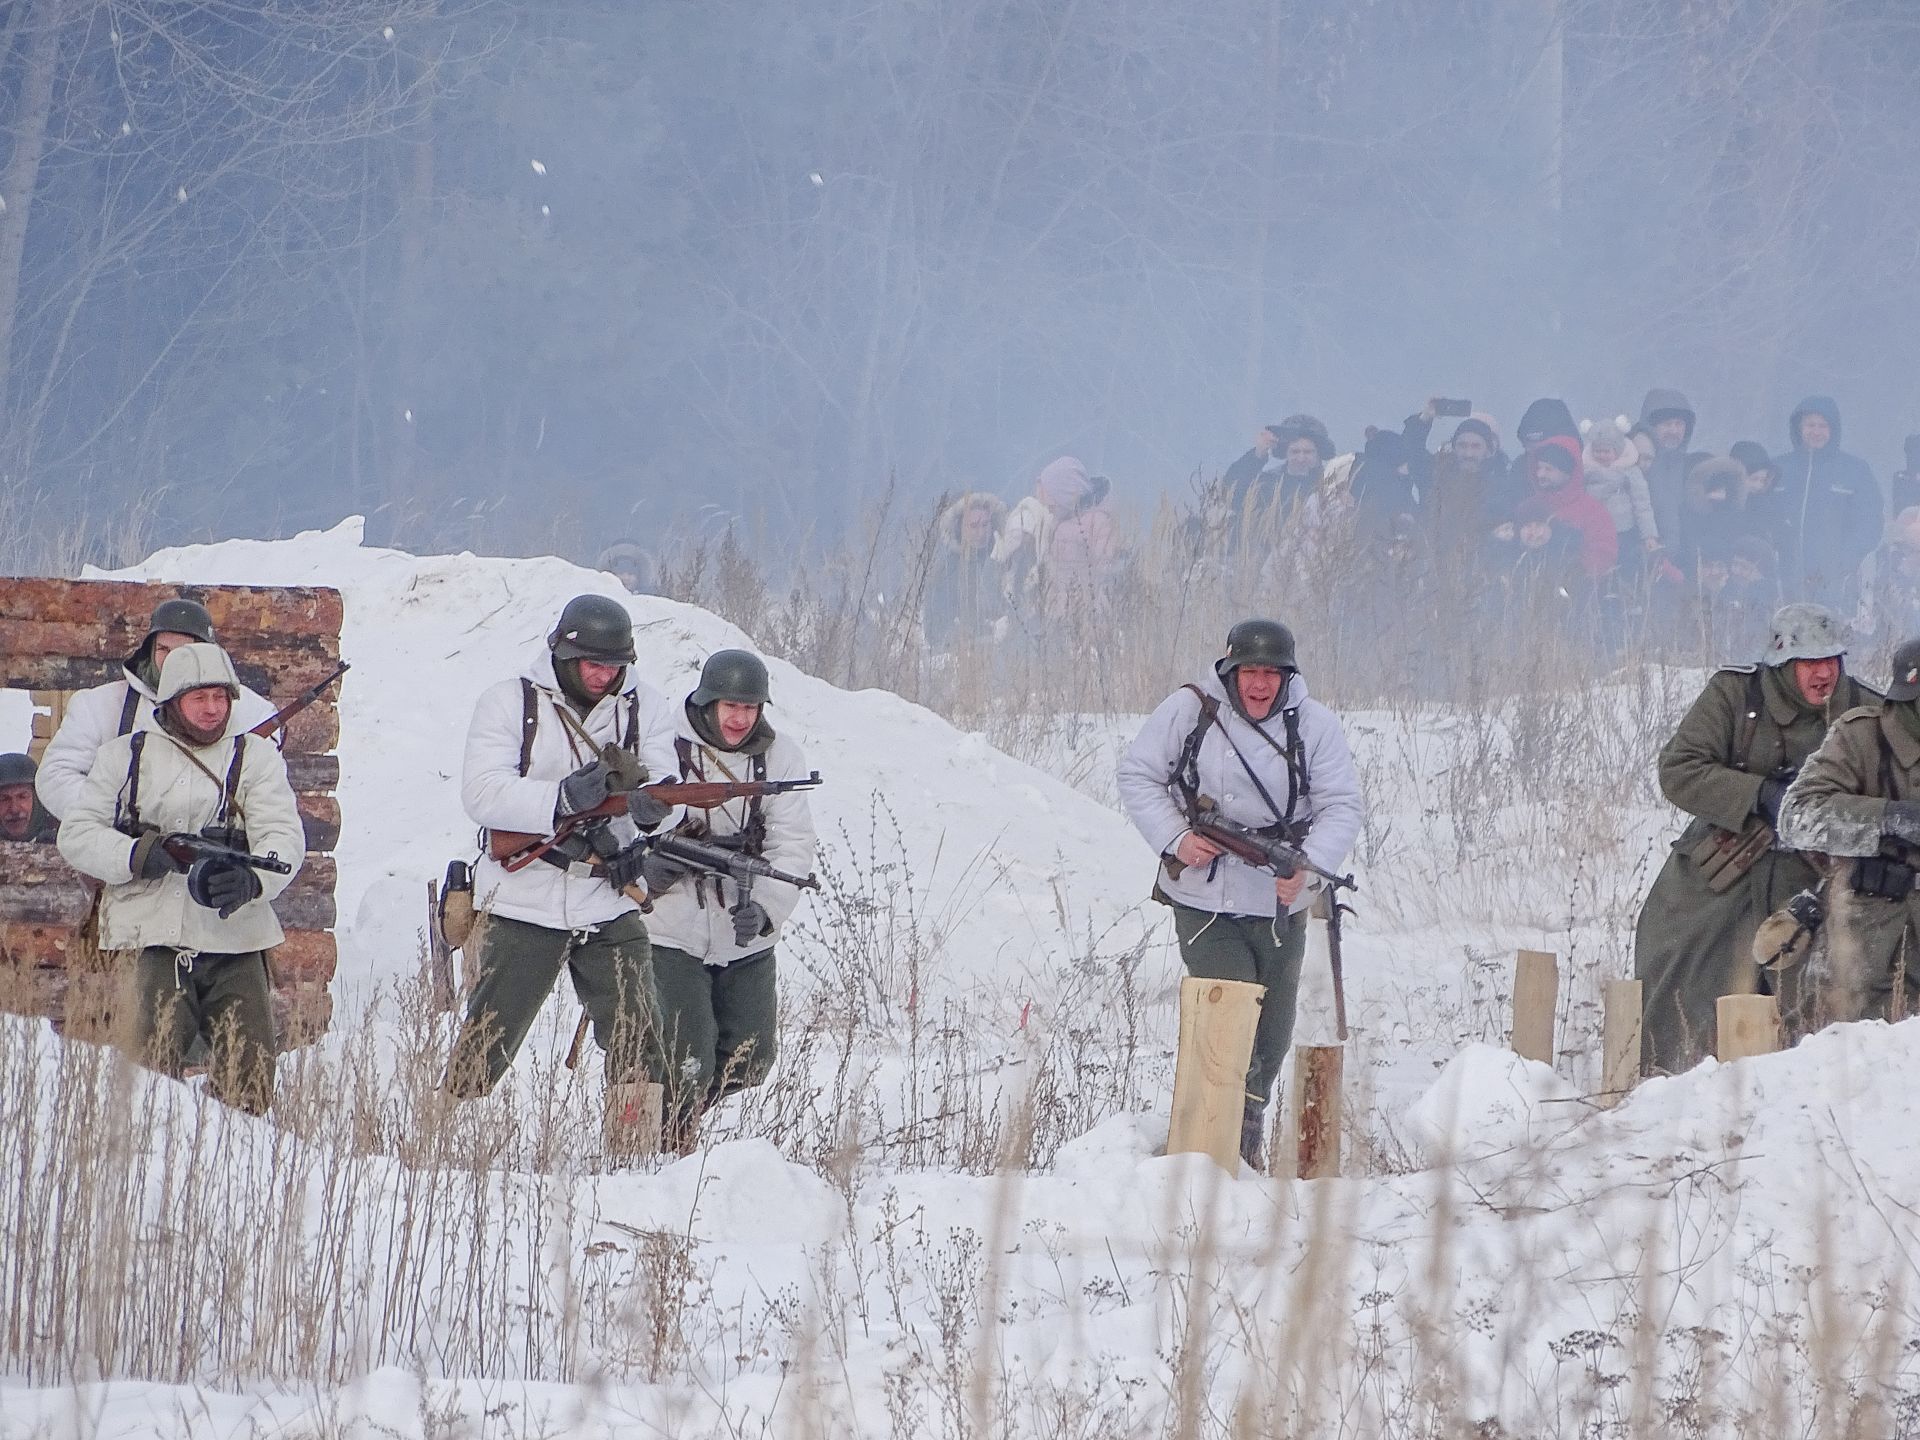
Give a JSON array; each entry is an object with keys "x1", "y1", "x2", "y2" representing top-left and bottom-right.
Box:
[
  {"x1": 57, "y1": 644, "x2": 305, "y2": 1113},
  {"x1": 1117, "y1": 619, "x2": 1363, "y2": 1170},
  {"x1": 446, "y1": 594, "x2": 682, "y2": 1098},
  {"x1": 643, "y1": 649, "x2": 816, "y2": 1148},
  {"x1": 37, "y1": 597, "x2": 273, "y2": 820}
]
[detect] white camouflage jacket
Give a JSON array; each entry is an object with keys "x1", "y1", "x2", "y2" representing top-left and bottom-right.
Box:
[
  {"x1": 462, "y1": 649, "x2": 682, "y2": 931},
  {"x1": 58, "y1": 728, "x2": 305, "y2": 955},
  {"x1": 1116, "y1": 668, "x2": 1363, "y2": 918},
  {"x1": 37, "y1": 668, "x2": 275, "y2": 820},
  {"x1": 643, "y1": 695, "x2": 818, "y2": 967}
]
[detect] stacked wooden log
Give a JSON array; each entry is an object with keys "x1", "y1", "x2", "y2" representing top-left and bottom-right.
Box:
[{"x1": 0, "y1": 579, "x2": 342, "y2": 1046}]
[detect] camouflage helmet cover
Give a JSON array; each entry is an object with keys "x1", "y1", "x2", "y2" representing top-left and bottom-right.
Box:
[{"x1": 1763, "y1": 603, "x2": 1849, "y2": 666}]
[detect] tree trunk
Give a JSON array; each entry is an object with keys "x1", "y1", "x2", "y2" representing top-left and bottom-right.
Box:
[{"x1": 0, "y1": 0, "x2": 68, "y2": 414}]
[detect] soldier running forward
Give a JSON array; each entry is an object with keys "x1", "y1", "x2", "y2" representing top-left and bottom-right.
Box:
[
  {"x1": 56, "y1": 645, "x2": 306, "y2": 1113},
  {"x1": 1777, "y1": 635, "x2": 1920, "y2": 1026},
  {"x1": 640, "y1": 650, "x2": 817, "y2": 1151},
  {"x1": 1116, "y1": 619, "x2": 1363, "y2": 1171},
  {"x1": 446, "y1": 594, "x2": 681, "y2": 1100},
  {"x1": 0, "y1": 753, "x2": 57, "y2": 842},
  {"x1": 1633, "y1": 603, "x2": 1876, "y2": 1073},
  {"x1": 37, "y1": 598, "x2": 274, "y2": 821}
]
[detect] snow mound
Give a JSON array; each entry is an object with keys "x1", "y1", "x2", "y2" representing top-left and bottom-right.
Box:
[
  {"x1": 98, "y1": 518, "x2": 1160, "y2": 1014},
  {"x1": 1406, "y1": 1042, "x2": 1582, "y2": 1163}
]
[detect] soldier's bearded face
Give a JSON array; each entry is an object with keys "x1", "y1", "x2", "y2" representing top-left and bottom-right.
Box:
[
  {"x1": 0, "y1": 785, "x2": 32, "y2": 840},
  {"x1": 1234, "y1": 664, "x2": 1285, "y2": 721},
  {"x1": 1793, "y1": 657, "x2": 1841, "y2": 706},
  {"x1": 1453, "y1": 433, "x2": 1489, "y2": 466}
]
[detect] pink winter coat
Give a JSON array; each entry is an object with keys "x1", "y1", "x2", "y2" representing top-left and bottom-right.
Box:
[{"x1": 1527, "y1": 436, "x2": 1619, "y2": 577}]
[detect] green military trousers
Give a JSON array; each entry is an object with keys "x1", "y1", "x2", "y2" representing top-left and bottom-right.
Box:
[
  {"x1": 446, "y1": 910, "x2": 652, "y2": 1098},
  {"x1": 1169, "y1": 903, "x2": 1307, "y2": 1113},
  {"x1": 649, "y1": 944, "x2": 778, "y2": 1130},
  {"x1": 129, "y1": 946, "x2": 277, "y2": 1115}
]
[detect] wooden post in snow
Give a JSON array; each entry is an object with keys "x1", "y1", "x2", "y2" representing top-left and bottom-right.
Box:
[
  {"x1": 1291, "y1": 1045, "x2": 1344, "y2": 1179},
  {"x1": 1167, "y1": 977, "x2": 1263, "y2": 1172},
  {"x1": 1598, "y1": 979, "x2": 1642, "y2": 1107},
  {"x1": 1715, "y1": 994, "x2": 1780, "y2": 1062},
  {"x1": 604, "y1": 1081, "x2": 664, "y2": 1159},
  {"x1": 1511, "y1": 950, "x2": 1559, "y2": 1065}
]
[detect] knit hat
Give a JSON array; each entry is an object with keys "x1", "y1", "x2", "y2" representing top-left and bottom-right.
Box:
[
  {"x1": 1585, "y1": 417, "x2": 1631, "y2": 458},
  {"x1": 1531, "y1": 435, "x2": 1580, "y2": 482},
  {"x1": 1517, "y1": 398, "x2": 1578, "y2": 447},
  {"x1": 1729, "y1": 440, "x2": 1776, "y2": 479}
]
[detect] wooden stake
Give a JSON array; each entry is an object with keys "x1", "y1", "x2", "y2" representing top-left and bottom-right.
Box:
[
  {"x1": 1715, "y1": 993, "x2": 1780, "y2": 1062},
  {"x1": 1291, "y1": 1044, "x2": 1344, "y2": 1180},
  {"x1": 1167, "y1": 976, "x2": 1263, "y2": 1173},
  {"x1": 1511, "y1": 949, "x2": 1559, "y2": 1065},
  {"x1": 604, "y1": 1081, "x2": 663, "y2": 1158},
  {"x1": 1599, "y1": 978, "x2": 1642, "y2": 1107}
]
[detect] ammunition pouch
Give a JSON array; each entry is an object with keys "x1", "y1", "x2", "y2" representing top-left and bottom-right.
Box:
[
  {"x1": 1687, "y1": 817, "x2": 1775, "y2": 894},
  {"x1": 1849, "y1": 855, "x2": 1917, "y2": 901}
]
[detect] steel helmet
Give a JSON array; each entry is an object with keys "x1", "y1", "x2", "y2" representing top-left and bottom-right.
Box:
[
  {"x1": 1763, "y1": 603, "x2": 1849, "y2": 665},
  {"x1": 690, "y1": 649, "x2": 771, "y2": 708},
  {"x1": 547, "y1": 594, "x2": 637, "y2": 664},
  {"x1": 1215, "y1": 619, "x2": 1297, "y2": 682}
]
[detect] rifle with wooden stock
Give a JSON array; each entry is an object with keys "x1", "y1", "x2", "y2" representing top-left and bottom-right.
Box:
[
  {"x1": 249, "y1": 660, "x2": 351, "y2": 740},
  {"x1": 489, "y1": 771, "x2": 824, "y2": 873}
]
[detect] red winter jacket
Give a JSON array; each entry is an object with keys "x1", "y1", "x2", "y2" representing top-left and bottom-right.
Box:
[{"x1": 1524, "y1": 437, "x2": 1619, "y2": 577}]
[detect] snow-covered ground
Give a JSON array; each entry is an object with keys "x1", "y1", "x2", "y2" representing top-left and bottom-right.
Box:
[{"x1": 5, "y1": 521, "x2": 1918, "y2": 1438}]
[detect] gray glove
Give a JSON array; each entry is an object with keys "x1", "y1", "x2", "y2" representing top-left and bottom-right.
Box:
[
  {"x1": 730, "y1": 899, "x2": 772, "y2": 948},
  {"x1": 626, "y1": 788, "x2": 673, "y2": 830},
  {"x1": 1757, "y1": 778, "x2": 1789, "y2": 826},
  {"x1": 640, "y1": 850, "x2": 689, "y2": 894},
  {"x1": 1883, "y1": 800, "x2": 1920, "y2": 846},
  {"x1": 130, "y1": 832, "x2": 187, "y2": 879},
  {"x1": 556, "y1": 760, "x2": 614, "y2": 819}
]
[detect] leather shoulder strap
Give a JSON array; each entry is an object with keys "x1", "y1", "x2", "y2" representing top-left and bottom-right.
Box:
[
  {"x1": 518, "y1": 678, "x2": 538, "y2": 777},
  {"x1": 118, "y1": 686, "x2": 141, "y2": 737}
]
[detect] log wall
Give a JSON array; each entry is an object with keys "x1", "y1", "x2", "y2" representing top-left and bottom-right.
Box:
[{"x1": 0, "y1": 579, "x2": 343, "y2": 1046}]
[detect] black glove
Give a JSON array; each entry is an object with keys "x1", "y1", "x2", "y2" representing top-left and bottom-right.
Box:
[
  {"x1": 556, "y1": 759, "x2": 615, "y2": 819},
  {"x1": 600, "y1": 745, "x2": 647, "y2": 795},
  {"x1": 730, "y1": 899, "x2": 772, "y2": 948},
  {"x1": 1757, "y1": 778, "x2": 1789, "y2": 826},
  {"x1": 130, "y1": 832, "x2": 188, "y2": 880},
  {"x1": 602, "y1": 839, "x2": 649, "y2": 891},
  {"x1": 189, "y1": 858, "x2": 262, "y2": 917},
  {"x1": 1884, "y1": 800, "x2": 1920, "y2": 846},
  {"x1": 627, "y1": 788, "x2": 673, "y2": 830},
  {"x1": 641, "y1": 849, "x2": 690, "y2": 894}
]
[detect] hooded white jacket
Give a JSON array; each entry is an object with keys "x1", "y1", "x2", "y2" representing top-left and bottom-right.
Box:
[
  {"x1": 58, "y1": 645, "x2": 304, "y2": 955},
  {"x1": 37, "y1": 667, "x2": 274, "y2": 820},
  {"x1": 1116, "y1": 669, "x2": 1363, "y2": 918},
  {"x1": 642, "y1": 695, "x2": 818, "y2": 966},
  {"x1": 461, "y1": 649, "x2": 683, "y2": 930}
]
